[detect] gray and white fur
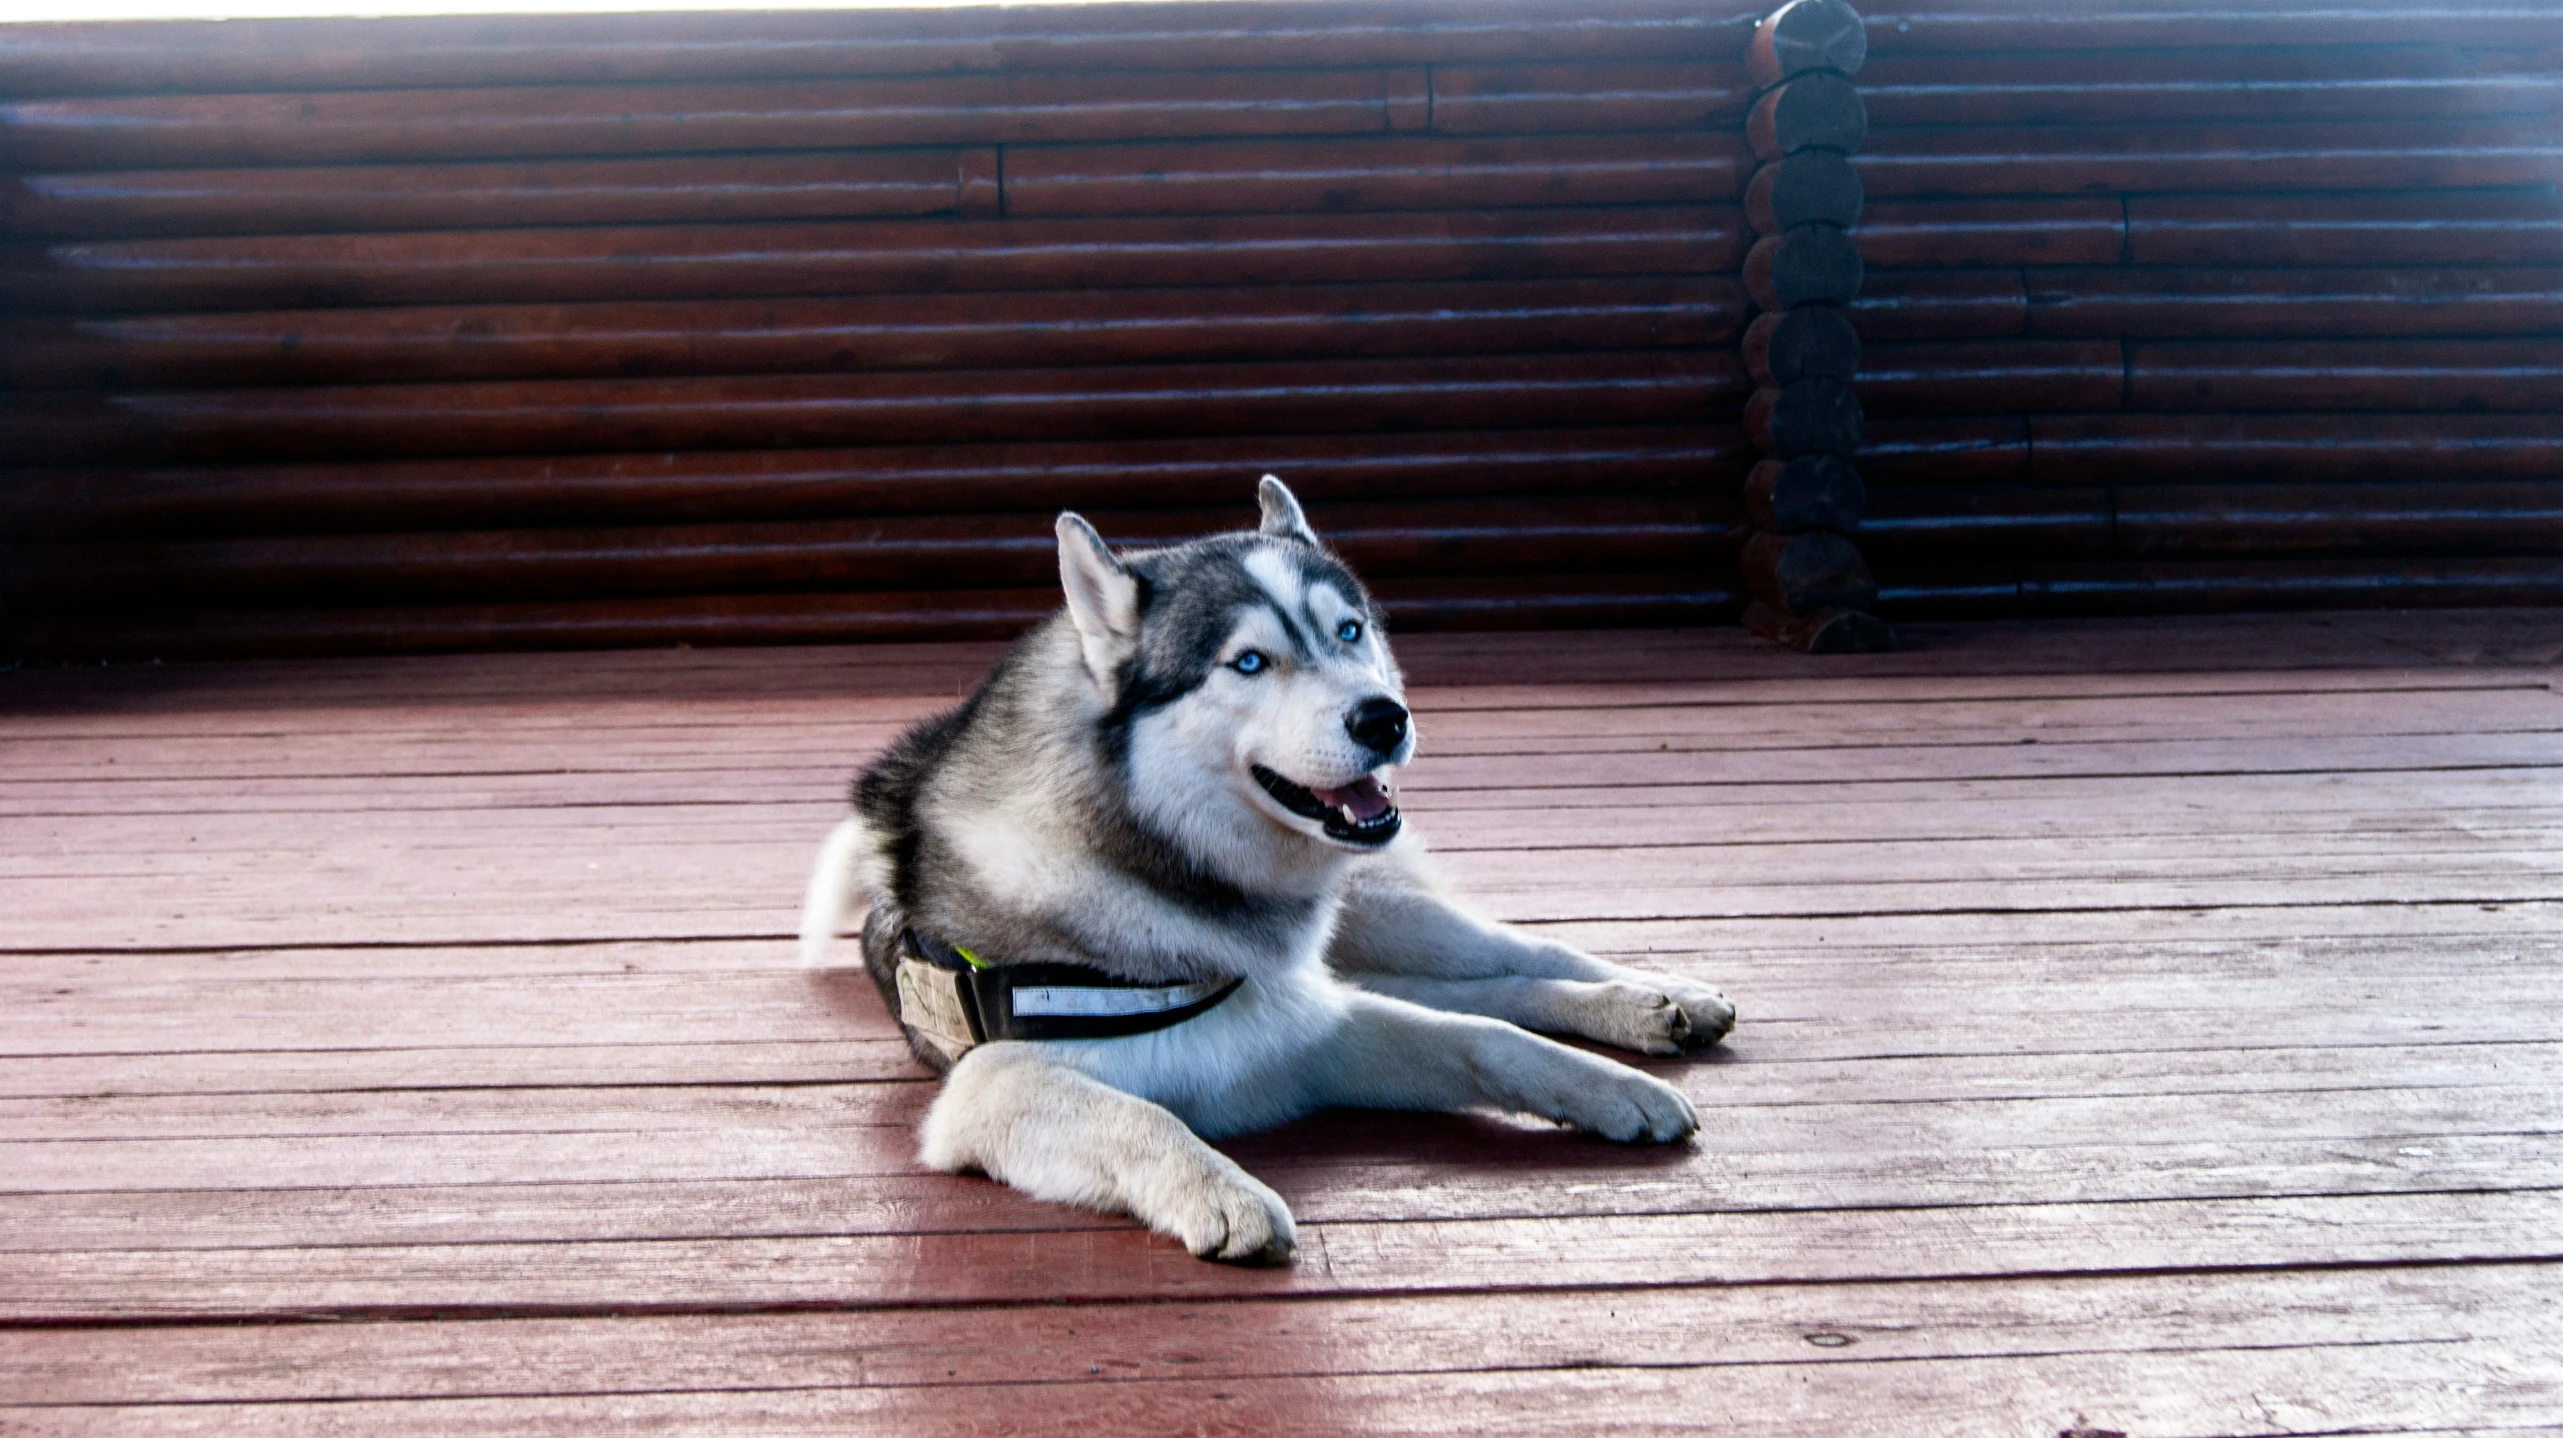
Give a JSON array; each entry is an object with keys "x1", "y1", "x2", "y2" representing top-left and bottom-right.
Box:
[{"x1": 801, "y1": 477, "x2": 1735, "y2": 1263}]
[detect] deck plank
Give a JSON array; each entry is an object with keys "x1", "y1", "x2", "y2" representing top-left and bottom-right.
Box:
[
  {"x1": 2, "y1": 610, "x2": 2557, "y2": 1429},
  {"x1": 9, "y1": 1337, "x2": 2562, "y2": 1437},
  {"x1": 8, "y1": 1266, "x2": 2557, "y2": 1406}
]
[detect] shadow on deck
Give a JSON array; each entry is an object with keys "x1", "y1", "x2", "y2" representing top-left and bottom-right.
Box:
[{"x1": 4, "y1": 609, "x2": 2559, "y2": 1433}]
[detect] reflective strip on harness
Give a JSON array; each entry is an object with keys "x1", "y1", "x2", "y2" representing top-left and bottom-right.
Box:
[
  {"x1": 1011, "y1": 980, "x2": 1235, "y2": 1018},
  {"x1": 894, "y1": 927, "x2": 1243, "y2": 1054}
]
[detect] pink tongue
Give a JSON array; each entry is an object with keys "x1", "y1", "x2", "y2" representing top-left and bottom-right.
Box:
[{"x1": 1312, "y1": 775, "x2": 1394, "y2": 821}]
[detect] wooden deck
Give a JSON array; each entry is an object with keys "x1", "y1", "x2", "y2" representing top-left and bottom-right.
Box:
[{"x1": 4, "y1": 609, "x2": 2560, "y2": 1435}]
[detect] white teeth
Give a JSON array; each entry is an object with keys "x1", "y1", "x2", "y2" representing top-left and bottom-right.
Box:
[{"x1": 1339, "y1": 804, "x2": 1358, "y2": 825}]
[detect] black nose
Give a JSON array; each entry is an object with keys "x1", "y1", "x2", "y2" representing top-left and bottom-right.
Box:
[{"x1": 1346, "y1": 697, "x2": 1410, "y2": 756}]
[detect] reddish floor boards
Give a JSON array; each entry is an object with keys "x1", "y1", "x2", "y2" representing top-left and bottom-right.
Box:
[{"x1": 2, "y1": 609, "x2": 2559, "y2": 1435}]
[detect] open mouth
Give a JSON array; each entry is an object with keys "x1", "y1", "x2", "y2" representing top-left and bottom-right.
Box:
[{"x1": 1251, "y1": 765, "x2": 1402, "y2": 846}]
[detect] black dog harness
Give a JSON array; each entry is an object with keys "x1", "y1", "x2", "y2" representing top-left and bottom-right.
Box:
[{"x1": 893, "y1": 927, "x2": 1244, "y2": 1059}]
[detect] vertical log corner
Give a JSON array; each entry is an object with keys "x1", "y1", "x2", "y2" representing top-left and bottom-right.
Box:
[{"x1": 1737, "y1": 0, "x2": 1895, "y2": 654}]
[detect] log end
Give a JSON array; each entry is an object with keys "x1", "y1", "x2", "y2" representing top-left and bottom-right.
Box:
[
  {"x1": 1745, "y1": 599, "x2": 1895, "y2": 653},
  {"x1": 1748, "y1": 0, "x2": 1870, "y2": 89}
]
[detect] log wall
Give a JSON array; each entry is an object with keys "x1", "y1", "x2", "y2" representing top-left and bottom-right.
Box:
[
  {"x1": 1851, "y1": 0, "x2": 2563, "y2": 619},
  {"x1": 0, "y1": 0, "x2": 1758, "y2": 659},
  {"x1": 2, "y1": 0, "x2": 2558, "y2": 660}
]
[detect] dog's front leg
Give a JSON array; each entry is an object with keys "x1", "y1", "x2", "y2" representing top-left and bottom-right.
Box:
[
  {"x1": 1309, "y1": 991, "x2": 1697, "y2": 1144},
  {"x1": 919, "y1": 1043, "x2": 1297, "y2": 1264},
  {"x1": 1332, "y1": 845, "x2": 1736, "y2": 1049},
  {"x1": 1343, "y1": 972, "x2": 1699, "y2": 1056}
]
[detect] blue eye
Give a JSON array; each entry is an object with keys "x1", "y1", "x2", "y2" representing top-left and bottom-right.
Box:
[
  {"x1": 1232, "y1": 650, "x2": 1267, "y2": 675},
  {"x1": 1337, "y1": 619, "x2": 1363, "y2": 643}
]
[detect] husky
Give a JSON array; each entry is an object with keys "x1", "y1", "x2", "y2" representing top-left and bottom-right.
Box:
[{"x1": 800, "y1": 477, "x2": 1734, "y2": 1263}]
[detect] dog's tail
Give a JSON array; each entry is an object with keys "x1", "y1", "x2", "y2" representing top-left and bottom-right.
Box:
[{"x1": 798, "y1": 815, "x2": 874, "y2": 968}]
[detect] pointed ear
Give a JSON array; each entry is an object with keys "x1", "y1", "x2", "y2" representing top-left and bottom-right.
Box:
[
  {"x1": 1257, "y1": 474, "x2": 1318, "y2": 545},
  {"x1": 1055, "y1": 511, "x2": 1142, "y2": 695}
]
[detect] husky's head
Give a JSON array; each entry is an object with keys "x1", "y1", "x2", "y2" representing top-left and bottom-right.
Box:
[{"x1": 1056, "y1": 477, "x2": 1414, "y2": 874}]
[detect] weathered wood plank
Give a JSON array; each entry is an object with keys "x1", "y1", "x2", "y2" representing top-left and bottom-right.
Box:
[
  {"x1": 6, "y1": 934, "x2": 2555, "y2": 1060},
  {"x1": 4, "y1": 659, "x2": 2549, "y2": 747},
  {"x1": 7, "y1": 863, "x2": 2553, "y2": 948},
  {"x1": 10, "y1": 827, "x2": 2562, "y2": 907},
  {"x1": 0, "y1": 1122, "x2": 2548, "y2": 1249},
  {"x1": 7, "y1": 683, "x2": 2553, "y2": 780},
  {"x1": 5, "y1": 730, "x2": 2551, "y2": 825},
  {"x1": 5, "y1": 1265, "x2": 2552, "y2": 1407},
  {"x1": 11, "y1": 1030, "x2": 2551, "y2": 1143},
  {"x1": 9, "y1": 1337, "x2": 2561, "y2": 1437},
  {"x1": 13, "y1": 769, "x2": 2560, "y2": 864},
  {"x1": 5, "y1": 1077, "x2": 2549, "y2": 1200},
  {"x1": 4, "y1": 1190, "x2": 2558, "y2": 1322}
]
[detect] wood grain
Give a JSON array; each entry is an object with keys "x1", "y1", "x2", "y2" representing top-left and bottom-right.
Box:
[
  {"x1": 0, "y1": 277, "x2": 1747, "y2": 391},
  {"x1": 0, "y1": 70, "x2": 1439, "y2": 169},
  {"x1": 0, "y1": 427, "x2": 1751, "y2": 542},
  {"x1": 0, "y1": 351, "x2": 1745, "y2": 465},
  {"x1": 0, "y1": 206, "x2": 1748, "y2": 314}
]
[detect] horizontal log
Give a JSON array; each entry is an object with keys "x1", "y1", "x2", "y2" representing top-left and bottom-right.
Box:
[
  {"x1": 1864, "y1": 8, "x2": 2563, "y2": 56},
  {"x1": 2027, "y1": 414, "x2": 2563, "y2": 487},
  {"x1": 0, "y1": 71, "x2": 1434, "y2": 171},
  {"x1": 1001, "y1": 132, "x2": 1747, "y2": 218},
  {"x1": 1360, "y1": 570, "x2": 1742, "y2": 630},
  {"x1": 1744, "y1": 599, "x2": 1894, "y2": 653},
  {"x1": 2127, "y1": 340, "x2": 2563, "y2": 413},
  {"x1": 1857, "y1": 198, "x2": 2124, "y2": 268},
  {"x1": 1858, "y1": 485, "x2": 2114, "y2": 563},
  {"x1": 1869, "y1": 565, "x2": 2022, "y2": 620},
  {"x1": 0, "y1": 350, "x2": 1749, "y2": 465},
  {"x1": 1744, "y1": 149, "x2": 1863, "y2": 234},
  {"x1": 1853, "y1": 269, "x2": 2027, "y2": 342},
  {"x1": 1425, "y1": 63, "x2": 1746, "y2": 136},
  {"x1": 1747, "y1": 71, "x2": 1868, "y2": 161},
  {"x1": 1748, "y1": 0, "x2": 1867, "y2": 89},
  {"x1": 2011, "y1": 556, "x2": 2563, "y2": 618},
  {"x1": 1744, "y1": 453, "x2": 1864, "y2": 533},
  {"x1": 2026, "y1": 266, "x2": 2563, "y2": 340},
  {"x1": 2113, "y1": 482, "x2": 2563, "y2": 558},
  {"x1": 1861, "y1": 416, "x2": 2028, "y2": 486},
  {"x1": 1746, "y1": 378, "x2": 1863, "y2": 459},
  {"x1": 1859, "y1": 47, "x2": 2563, "y2": 129},
  {"x1": 1858, "y1": 339, "x2": 2124, "y2": 415},
  {"x1": 0, "y1": 1, "x2": 1751, "y2": 97},
  {"x1": 1743, "y1": 526, "x2": 1876, "y2": 614},
  {"x1": 0, "y1": 572, "x2": 1745, "y2": 662},
  {"x1": 1744, "y1": 305, "x2": 1860, "y2": 387},
  {"x1": 1745, "y1": 224, "x2": 1864, "y2": 309},
  {"x1": 2, "y1": 149, "x2": 989, "y2": 240},
  {"x1": 0, "y1": 206, "x2": 1746, "y2": 314},
  {"x1": 1875, "y1": 556, "x2": 2563, "y2": 622},
  {"x1": 1857, "y1": 122, "x2": 2563, "y2": 199},
  {"x1": 2128, "y1": 192, "x2": 2563, "y2": 267},
  {"x1": 5, "y1": 133, "x2": 1747, "y2": 240},
  {"x1": 0, "y1": 587, "x2": 1062, "y2": 659},
  {"x1": 0, "y1": 276, "x2": 1748, "y2": 390},
  {"x1": 0, "y1": 427, "x2": 1753, "y2": 541},
  {"x1": 0, "y1": 497, "x2": 1729, "y2": 608}
]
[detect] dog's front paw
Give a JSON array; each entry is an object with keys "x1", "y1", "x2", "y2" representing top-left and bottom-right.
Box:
[
  {"x1": 1610, "y1": 969, "x2": 1734, "y2": 1048},
  {"x1": 1561, "y1": 1065, "x2": 1699, "y2": 1144},
  {"x1": 1491, "y1": 1043, "x2": 1698, "y2": 1144},
  {"x1": 1159, "y1": 1166, "x2": 1298, "y2": 1265},
  {"x1": 1660, "y1": 979, "x2": 1736, "y2": 1047},
  {"x1": 1580, "y1": 980, "x2": 1693, "y2": 1056}
]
